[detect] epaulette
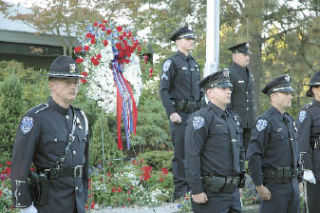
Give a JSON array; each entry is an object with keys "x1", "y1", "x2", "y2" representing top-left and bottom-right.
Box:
[
  {"x1": 34, "y1": 103, "x2": 49, "y2": 114},
  {"x1": 302, "y1": 102, "x2": 313, "y2": 111}
]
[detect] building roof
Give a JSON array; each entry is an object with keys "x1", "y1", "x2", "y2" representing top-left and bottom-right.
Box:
[{"x1": 0, "y1": 1, "x2": 78, "y2": 47}]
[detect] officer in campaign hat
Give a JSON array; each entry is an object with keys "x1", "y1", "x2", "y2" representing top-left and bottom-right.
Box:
[
  {"x1": 227, "y1": 42, "x2": 256, "y2": 152},
  {"x1": 247, "y1": 74, "x2": 303, "y2": 213},
  {"x1": 159, "y1": 25, "x2": 201, "y2": 201},
  {"x1": 185, "y1": 70, "x2": 246, "y2": 212},
  {"x1": 11, "y1": 55, "x2": 89, "y2": 213},
  {"x1": 297, "y1": 71, "x2": 320, "y2": 212}
]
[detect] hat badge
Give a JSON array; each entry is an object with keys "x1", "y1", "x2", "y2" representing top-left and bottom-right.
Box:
[
  {"x1": 223, "y1": 70, "x2": 229, "y2": 78},
  {"x1": 285, "y1": 74, "x2": 290, "y2": 82},
  {"x1": 69, "y1": 64, "x2": 76, "y2": 73}
]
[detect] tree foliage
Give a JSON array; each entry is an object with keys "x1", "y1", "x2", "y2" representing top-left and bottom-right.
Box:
[{"x1": 0, "y1": 74, "x2": 24, "y2": 162}]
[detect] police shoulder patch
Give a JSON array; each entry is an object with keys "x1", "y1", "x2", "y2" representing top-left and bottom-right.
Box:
[
  {"x1": 162, "y1": 60, "x2": 172, "y2": 72},
  {"x1": 298, "y1": 110, "x2": 307, "y2": 123},
  {"x1": 192, "y1": 116, "x2": 205, "y2": 130},
  {"x1": 256, "y1": 119, "x2": 268, "y2": 132},
  {"x1": 20, "y1": 116, "x2": 34, "y2": 134}
]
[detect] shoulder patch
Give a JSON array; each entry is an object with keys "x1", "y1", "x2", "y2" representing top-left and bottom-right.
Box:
[
  {"x1": 20, "y1": 117, "x2": 34, "y2": 134},
  {"x1": 256, "y1": 119, "x2": 268, "y2": 132},
  {"x1": 192, "y1": 116, "x2": 205, "y2": 130},
  {"x1": 298, "y1": 110, "x2": 307, "y2": 123},
  {"x1": 162, "y1": 60, "x2": 172, "y2": 72}
]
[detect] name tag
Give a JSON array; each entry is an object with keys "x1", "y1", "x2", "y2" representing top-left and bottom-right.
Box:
[{"x1": 238, "y1": 80, "x2": 244, "y2": 83}]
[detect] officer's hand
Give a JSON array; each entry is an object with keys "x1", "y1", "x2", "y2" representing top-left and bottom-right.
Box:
[
  {"x1": 192, "y1": 192, "x2": 208, "y2": 204},
  {"x1": 298, "y1": 182, "x2": 304, "y2": 194},
  {"x1": 303, "y1": 170, "x2": 316, "y2": 184},
  {"x1": 256, "y1": 185, "x2": 271, "y2": 200},
  {"x1": 20, "y1": 203, "x2": 37, "y2": 213},
  {"x1": 170, "y1": 112, "x2": 182, "y2": 123}
]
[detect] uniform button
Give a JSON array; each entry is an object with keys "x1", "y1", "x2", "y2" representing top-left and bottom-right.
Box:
[
  {"x1": 66, "y1": 115, "x2": 69, "y2": 119},
  {"x1": 246, "y1": 107, "x2": 249, "y2": 111},
  {"x1": 73, "y1": 150, "x2": 76, "y2": 155},
  {"x1": 246, "y1": 91, "x2": 248, "y2": 95},
  {"x1": 54, "y1": 138, "x2": 57, "y2": 142},
  {"x1": 246, "y1": 100, "x2": 249, "y2": 102},
  {"x1": 75, "y1": 186, "x2": 79, "y2": 190}
]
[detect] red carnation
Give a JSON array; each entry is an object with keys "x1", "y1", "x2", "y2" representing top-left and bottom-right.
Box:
[
  {"x1": 90, "y1": 38, "x2": 96, "y2": 44},
  {"x1": 116, "y1": 26, "x2": 122, "y2": 32},
  {"x1": 74, "y1": 46, "x2": 82, "y2": 53},
  {"x1": 102, "y1": 20, "x2": 108, "y2": 24},
  {"x1": 86, "y1": 33, "x2": 94, "y2": 38},
  {"x1": 93, "y1": 22, "x2": 98, "y2": 27},
  {"x1": 84, "y1": 45, "x2": 90, "y2": 51},
  {"x1": 106, "y1": 29, "x2": 112, "y2": 35},
  {"x1": 91, "y1": 57, "x2": 100, "y2": 66},
  {"x1": 76, "y1": 58, "x2": 84, "y2": 63},
  {"x1": 149, "y1": 68, "x2": 153, "y2": 76},
  {"x1": 96, "y1": 53, "x2": 102, "y2": 59},
  {"x1": 103, "y1": 40, "x2": 108, "y2": 47},
  {"x1": 116, "y1": 42, "x2": 123, "y2": 50}
]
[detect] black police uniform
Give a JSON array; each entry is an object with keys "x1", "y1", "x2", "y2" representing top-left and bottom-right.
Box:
[
  {"x1": 11, "y1": 56, "x2": 89, "y2": 213},
  {"x1": 159, "y1": 26, "x2": 201, "y2": 200},
  {"x1": 297, "y1": 71, "x2": 320, "y2": 213},
  {"x1": 228, "y1": 42, "x2": 256, "y2": 151},
  {"x1": 185, "y1": 71, "x2": 245, "y2": 213},
  {"x1": 247, "y1": 75, "x2": 302, "y2": 213}
]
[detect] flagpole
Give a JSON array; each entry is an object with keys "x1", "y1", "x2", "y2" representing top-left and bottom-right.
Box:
[{"x1": 204, "y1": 0, "x2": 220, "y2": 77}]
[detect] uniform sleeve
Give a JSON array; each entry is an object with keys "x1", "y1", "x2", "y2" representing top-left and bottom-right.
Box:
[
  {"x1": 247, "y1": 119, "x2": 269, "y2": 186},
  {"x1": 80, "y1": 110, "x2": 89, "y2": 203},
  {"x1": 239, "y1": 125, "x2": 246, "y2": 172},
  {"x1": 159, "y1": 59, "x2": 176, "y2": 116},
  {"x1": 229, "y1": 72, "x2": 236, "y2": 109},
  {"x1": 297, "y1": 110, "x2": 313, "y2": 170},
  {"x1": 185, "y1": 115, "x2": 207, "y2": 194},
  {"x1": 11, "y1": 113, "x2": 40, "y2": 208}
]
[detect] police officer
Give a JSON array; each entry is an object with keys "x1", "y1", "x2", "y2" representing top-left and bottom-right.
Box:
[
  {"x1": 159, "y1": 25, "x2": 201, "y2": 200},
  {"x1": 11, "y1": 55, "x2": 89, "y2": 213},
  {"x1": 247, "y1": 74, "x2": 303, "y2": 213},
  {"x1": 297, "y1": 71, "x2": 320, "y2": 213},
  {"x1": 185, "y1": 70, "x2": 245, "y2": 213},
  {"x1": 228, "y1": 42, "x2": 256, "y2": 151}
]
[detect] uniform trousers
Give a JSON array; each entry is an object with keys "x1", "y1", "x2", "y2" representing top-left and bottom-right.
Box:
[
  {"x1": 260, "y1": 178, "x2": 299, "y2": 213},
  {"x1": 191, "y1": 188, "x2": 241, "y2": 213},
  {"x1": 306, "y1": 181, "x2": 320, "y2": 213},
  {"x1": 170, "y1": 116, "x2": 189, "y2": 200}
]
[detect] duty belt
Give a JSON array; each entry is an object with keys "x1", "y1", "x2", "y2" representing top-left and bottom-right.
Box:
[
  {"x1": 43, "y1": 165, "x2": 83, "y2": 180},
  {"x1": 171, "y1": 99, "x2": 201, "y2": 113},
  {"x1": 263, "y1": 167, "x2": 297, "y2": 184},
  {"x1": 203, "y1": 175, "x2": 241, "y2": 193}
]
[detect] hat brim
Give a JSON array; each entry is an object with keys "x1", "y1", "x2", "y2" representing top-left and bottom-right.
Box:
[
  {"x1": 269, "y1": 86, "x2": 295, "y2": 94},
  {"x1": 46, "y1": 73, "x2": 85, "y2": 79},
  {"x1": 214, "y1": 82, "x2": 233, "y2": 88}
]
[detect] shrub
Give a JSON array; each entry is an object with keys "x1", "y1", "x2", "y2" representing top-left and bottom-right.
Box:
[{"x1": 138, "y1": 150, "x2": 173, "y2": 170}]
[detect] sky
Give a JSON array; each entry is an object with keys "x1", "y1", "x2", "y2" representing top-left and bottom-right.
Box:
[{"x1": 4, "y1": 0, "x2": 34, "y2": 7}]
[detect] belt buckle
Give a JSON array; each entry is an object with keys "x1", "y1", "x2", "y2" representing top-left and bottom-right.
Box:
[{"x1": 74, "y1": 165, "x2": 83, "y2": 178}]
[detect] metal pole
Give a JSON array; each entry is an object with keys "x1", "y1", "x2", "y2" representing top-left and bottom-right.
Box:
[{"x1": 204, "y1": 0, "x2": 220, "y2": 77}]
